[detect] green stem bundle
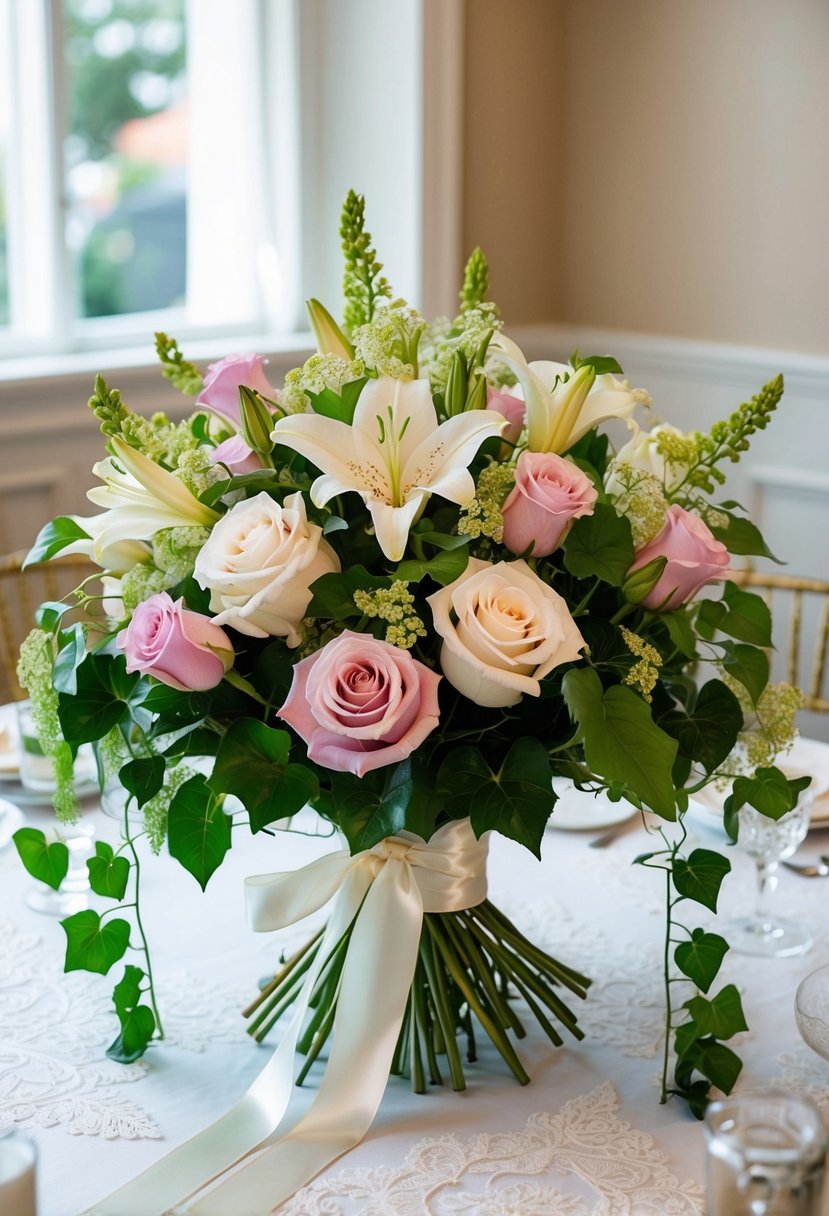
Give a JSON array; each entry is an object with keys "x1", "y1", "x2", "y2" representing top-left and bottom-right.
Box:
[{"x1": 243, "y1": 899, "x2": 590, "y2": 1092}]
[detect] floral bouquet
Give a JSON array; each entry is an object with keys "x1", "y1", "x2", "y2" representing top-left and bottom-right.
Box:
[{"x1": 14, "y1": 192, "x2": 809, "y2": 1210}]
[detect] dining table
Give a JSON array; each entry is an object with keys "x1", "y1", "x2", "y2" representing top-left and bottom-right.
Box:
[{"x1": 2, "y1": 734, "x2": 829, "y2": 1216}]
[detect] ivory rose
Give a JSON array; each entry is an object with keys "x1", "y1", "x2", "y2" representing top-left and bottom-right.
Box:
[
  {"x1": 627, "y1": 504, "x2": 730, "y2": 611},
  {"x1": 278, "y1": 630, "x2": 441, "y2": 777},
  {"x1": 117, "y1": 593, "x2": 233, "y2": 692},
  {"x1": 502, "y1": 452, "x2": 597, "y2": 558},
  {"x1": 193, "y1": 491, "x2": 340, "y2": 644},
  {"x1": 196, "y1": 353, "x2": 275, "y2": 425},
  {"x1": 428, "y1": 558, "x2": 585, "y2": 707}
]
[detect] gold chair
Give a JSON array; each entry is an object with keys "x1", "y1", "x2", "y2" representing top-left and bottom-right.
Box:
[
  {"x1": 730, "y1": 571, "x2": 829, "y2": 714},
  {"x1": 0, "y1": 552, "x2": 99, "y2": 704}
]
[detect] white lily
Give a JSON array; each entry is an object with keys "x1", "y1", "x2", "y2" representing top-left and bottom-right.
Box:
[
  {"x1": 84, "y1": 436, "x2": 220, "y2": 559},
  {"x1": 491, "y1": 332, "x2": 650, "y2": 453},
  {"x1": 271, "y1": 375, "x2": 505, "y2": 561}
]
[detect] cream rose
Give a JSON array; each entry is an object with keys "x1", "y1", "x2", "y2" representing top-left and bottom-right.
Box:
[
  {"x1": 193, "y1": 491, "x2": 339, "y2": 645},
  {"x1": 427, "y1": 558, "x2": 586, "y2": 707}
]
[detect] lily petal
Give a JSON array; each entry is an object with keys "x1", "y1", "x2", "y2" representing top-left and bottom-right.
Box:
[
  {"x1": 368, "y1": 496, "x2": 425, "y2": 563},
  {"x1": 109, "y1": 437, "x2": 220, "y2": 525}
]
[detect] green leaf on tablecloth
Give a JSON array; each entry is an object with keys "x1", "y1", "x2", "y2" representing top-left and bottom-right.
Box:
[
  {"x1": 727, "y1": 766, "x2": 812, "y2": 822},
  {"x1": 23, "y1": 516, "x2": 90, "y2": 567},
  {"x1": 62, "y1": 909, "x2": 131, "y2": 975},
  {"x1": 562, "y1": 667, "x2": 678, "y2": 816},
  {"x1": 13, "y1": 827, "x2": 68, "y2": 890},
  {"x1": 684, "y1": 984, "x2": 748, "y2": 1040},
  {"x1": 717, "y1": 582, "x2": 773, "y2": 647},
  {"x1": 719, "y1": 642, "x2": 770, "y2": 706},
  {"x1": 167, "y1": 774, "x2": 232, "y2": 890},
  {"x1": 106, "y1": 964, "x2": 156, "y2": 1063},
  {"x1": 674, "y1": 929, "x2": 729, "y2": 993},
  {"x1": 119, "y1": 757, "x2": 166, "y2": 809},
  {"x1": 334, "y1": 758, "x2": 438, "y2": 853},
  {"x1": 672, "y1": 848, "x2": 730, "y2": 912},
  {"x1": 208, "y1": 719, "x2": 318, "y2": 833},
  {"x1": 435, "y1": 738, "x2": 553, "y2": 857},
  {"x1": 563, "y1": 503, "x2": 634, "y2": 585},
  {"x1": 658, "y1": 680, "x2": 743, "y2": 775},
  {"x1": 87, "y1": 841, "x2": 130, "y2": 901}
]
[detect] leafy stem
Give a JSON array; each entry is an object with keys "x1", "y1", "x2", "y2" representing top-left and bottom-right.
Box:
[{"x1": 124, "y1": 797, "x2": 164, "y2": 1040}]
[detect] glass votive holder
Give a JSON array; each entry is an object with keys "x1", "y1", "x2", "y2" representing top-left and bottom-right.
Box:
[
  {"x1": 0, "y1": 1130, "x2": 37, "y2": 1216},
  {"x1": 15, "y1": 699, "x2": 96, "y2": 793},
  {"x1": 705, "y1": 1090, "x2": 828, "y2": 1215},
  {"x1": 795, "y1": 964, "x2": 829, "y2": 1063}
]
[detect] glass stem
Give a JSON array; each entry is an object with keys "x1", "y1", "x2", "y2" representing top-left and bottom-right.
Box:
[{"x1": 755, "y1": 858, "x2": 779, "y2": 931}]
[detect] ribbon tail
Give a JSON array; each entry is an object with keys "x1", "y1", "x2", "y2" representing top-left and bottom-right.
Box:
[
  {"x1": 79, "y1": 855, "x2": 367, "y2": 1216},
  {"x1": 183, "y1": 858, "x2": 424, "y2": 1215}
]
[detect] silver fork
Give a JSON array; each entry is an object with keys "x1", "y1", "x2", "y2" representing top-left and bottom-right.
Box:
[{"x1": 782, "y1": 855, "x2": 829, "y2": 878}]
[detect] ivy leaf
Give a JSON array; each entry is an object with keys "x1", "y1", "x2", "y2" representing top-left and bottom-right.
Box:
[
  {"x1": 570, "y1": 350, "x2": 624, "y2": 376},
  {"x1": 709, "y1": 513, "x2": 782, "y2": 563},
  {"x1": 562, "y1": 668, "x2": 678, "y2": 816},
  {"x1": 208, "y1": 719, "x2": 318, "y2": 833},
  {"x1": 62, "y1": 910, "x2": 131, "y2": 975},
  {"x1": 436, "y1": 738, "x2": 553, "y2": 858},
  {"x1": 673, "y1": 848, "x2": 731, "y2": 912},
  {"x1": 719, "y1": 642, "x2": 770, "y2": 707},
  {"x1": 13, "y1": 827, "x2": 68, "y2": 890},
  {"x1": 87, "y1": 841, "x2": 130, "y2": 901},
  {"x1": 57, "y1": 653, "x2": 139, "y2": 745},
  {"x1": 119, "y1": 757, "x2": 166, "y2": 809},
  {"x1": 23, "y1": 516, "x2": 91, "y2": 568},
  {"x1": 140, "y1": 685, "x2": 212, "y2": 729},
  {"x1": 678, "y1": 1035, "x2": 743, "y2": 1096},
  {"x1": 36, "y1": 600, "x2": 73, "y2": 633},
  {"x1": 52, "y1": 623, "x2": 88, "y2": 696},
  {"x1": 395, "y1": 547, "x2": 469, "y2": 586},
  {"x1": 674, "y1": 929, "x2": 729, "y2": 993},
  {"x1": 563, "y1": 504, "x2": 634, "y2": 586},
  {"x1": 106, "y1": 964, "x2": 156, "y2": 1063},
  {"x1": 334, "y1": 759, "x2": 437, "y2": 853},
  {"x1": 306, "y1": 566, "x2": 390, "y2": 621},
  {"x1": 659, "y1": 680, "x2": 743, "y2": 775},
  {"x1": 718, "y1": 582, "x2": 773, "y2": 647},
  {"x1": 728, "y1": 767, "x2": 812, "y2": 821},
  {"x1": 167, "y1": 775, "x2": 232, "y2": 890},
  {"x1": 659, "y1": 610, "x2": 697, "y2": 659},
  {"x1": 684, "y1": 985, "x2": 748, "y2": 1040},
  {"x1": 306, "y1": 377, "x2": 368, "y2": 424}
]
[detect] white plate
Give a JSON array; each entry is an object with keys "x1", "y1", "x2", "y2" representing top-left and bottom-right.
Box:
[
  {"x1": 547, "y1": 779, "x2": 637, "y2": 832},
  {"x1": 0, "y1": 778, "x2": 100, "y2": 808},
  {"x1": 0, "y1": 702, "x2": 19, "y2": 775}
]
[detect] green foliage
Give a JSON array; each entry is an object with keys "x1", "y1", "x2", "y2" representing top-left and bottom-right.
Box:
[
  {"x1": 120, "y1": 757, "x2": 166, "y2": 808},
  {"x1": 333, "y1": 758, "x2": 437, "y2": 853},
  {"x1": 340, "y1": 190, "x2": 392, "y2": 333},
  {"x1": 13, "y1": 828, "x2": 69, "y2": 890},
  {"x1": 306, "y1": 377, "x2": 368, "y2": 424},
  {"x1": 684, "y1": 985, "x2": 748, "y2": 1040},
  {"x1": 563, "y1": 504, "x2": 634, "y2": 585},
  {"x1": 24, "y1": 517, "x2": 91, "y2": 568},
  {"x1": 436, "y1": 739, "x2": 554, "y2": 858},
  {"x1": 659, "y1": 680, "x2": 743, "y2": 775},
  {"x1": 154, "y1": 332, "x2": 203, "y2": 396},
  {"x1": 697, "y1": 583, "x2": 773, "y2": 648},
  {"x1": 562, "y1": 669, "x2": 678, "y2": 815},
  {"x1": 208, "y1": 720, "x2": 318, "y2": 834},
  {"x1": 395, "y1": 548, "x2": 469, "y2": 587},
  {"x1": 726, "y1": 767, "x2": 811, "y2": 822},
  {"x1": 106, "y1": 965, "x2": 156, "y2": 1063},
  {"x1": 62, "y1": 910, "x2": 131, "y2": 975},
  {"x1": 87, "y1": 841, "x2": 130, "y2": 901},
  {"x1": 672, "y1": 849, "x2": 731, "y2": 912},
  {"x1": 167, "y1": 774, "x2": 232, "y2": 889},
  {"x1": 57, "y1": 653, "x2": 139, "y2": 744},
  {"x1": 88, "y1": 373, "x2": 131, "y2": 438},
  {"x1": 459, "y1": 247, "x2": 489, "y2": 312},
  {"x1": 570, "y1": 350, "x2": 624, "y2": 376},
  {"x1": 719, "y1": 642, "x2": 770, "y2": 707},
  {"x1": 708, "y1": 512, "x2": 782, "y2": 562},
  {"x1": 674, "y1": 929, "x2": 729, "y2": 993},
  {"x1": 306, "y1": 566, "x2": 391, "y2": 622}
]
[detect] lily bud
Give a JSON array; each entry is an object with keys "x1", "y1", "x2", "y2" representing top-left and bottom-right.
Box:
[
  {"x1": 238, "y1": 386, "x2": 275, "y2": 457},
  {"x1": 444, "y1": 351, "x2": 468, "y2": 417},
  {"x1": 464, "y1": 372, "x2": 488, "y2": 412},
  {"x1": 621, "y1": 556, "x2": 668, "y2": 604},
  {"x1": 306, "y1": 298, "x2": 354, "y2": 360}
]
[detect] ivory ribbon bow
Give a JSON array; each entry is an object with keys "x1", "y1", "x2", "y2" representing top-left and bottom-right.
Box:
[{"x1": 82, "y1": 818, "x2": 489, "y2": 1216}]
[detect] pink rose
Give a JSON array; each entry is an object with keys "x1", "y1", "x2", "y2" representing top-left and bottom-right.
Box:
[
  {"x1": 209, "y1": 434, "x2": 264, "y2": 476},
  {"x1": 487, "y1": 387, "x2": 525, "y2": 446},
  {"x1": 502, "y1": 452, "x2": 598, "y2": 558},
  {"x1": 117, "y1": 593, "x2": 234, "y2": 691},
  {"x1": 196, "y1": 353, "x2": 274, "y2": 425},
  {"x1": 627, "y1": 504, "x2": 730, "y2": 611},
  {"x1": 278, "y1": 630, "x2": 441, "y2": 777}
]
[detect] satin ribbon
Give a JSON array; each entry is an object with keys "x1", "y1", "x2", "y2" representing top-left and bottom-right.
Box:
[{"x1": 81, "y1": 819, "x2": 488, "y2": 1216}]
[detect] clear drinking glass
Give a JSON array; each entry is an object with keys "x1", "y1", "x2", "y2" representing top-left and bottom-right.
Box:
[
  {"x1": 727, "y1": 793, "x2": 813, "y2": 958},
  {"x1": 0, "y1": 1130, "x2": 37, "y2": 1216},
  {"x1": 705, "y1": 1091, "x2": 828, "y2": 1216},
  {"x1": 795, "y1": 964, "x2": 829, "y2": 1063}
]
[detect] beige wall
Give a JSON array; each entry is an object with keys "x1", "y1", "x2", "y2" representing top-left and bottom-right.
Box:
[
  {"x1": 462, "y1": 0, "x2": 565, "y2": 322},
  {"x1": 464, "y1": 0, "x2": 829, "y2": 354}
]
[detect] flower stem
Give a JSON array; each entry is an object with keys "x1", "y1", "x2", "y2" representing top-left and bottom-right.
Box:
[
  {"x1": 124, "y1": 800, "x2": 164, "y2": 1040},
  {"x1": 660, "y1": 865, "x2": 673, "y2": 1103}
]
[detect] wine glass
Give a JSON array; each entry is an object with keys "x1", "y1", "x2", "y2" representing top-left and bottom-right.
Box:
[
  {"x1": 727, "y1": 791, "x2": 813, "y2": 958},
  {"x1": 705, "y1": 1090, "x2": 828, "y2": 1215},
  {"x1": 795, "y1": 964, "x2": 829, "y2": 1062}
]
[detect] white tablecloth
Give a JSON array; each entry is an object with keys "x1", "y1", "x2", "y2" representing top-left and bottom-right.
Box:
[{"x1": 2, "y1": 793, "x2": 829, "y2": 1215}]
